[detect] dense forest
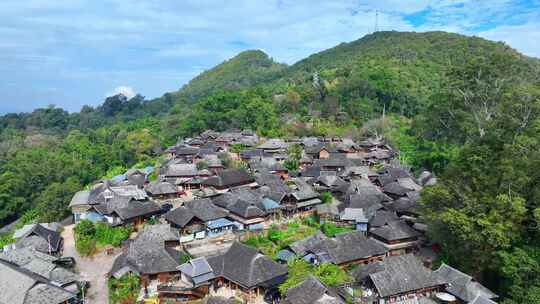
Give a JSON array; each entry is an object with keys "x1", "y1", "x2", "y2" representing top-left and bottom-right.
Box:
[{"x1": 1, "y1": 31, "x2": 540, "y2": 303}]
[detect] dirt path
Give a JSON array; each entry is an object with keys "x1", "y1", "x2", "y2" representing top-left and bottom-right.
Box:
[{"x1": 62, "y1": 225, "x2": 119, "y2": 304}]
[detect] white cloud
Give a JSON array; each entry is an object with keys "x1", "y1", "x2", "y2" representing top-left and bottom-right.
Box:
[
  {"x1": 107, "y1": 86, "x2": 136, "y2": 99},
  {"x1": 478, "y1": 22, "x2": 540, "y2": 58}
]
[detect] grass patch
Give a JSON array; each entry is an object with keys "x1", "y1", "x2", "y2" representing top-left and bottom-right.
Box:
[{"x1": 243, "y1": 217, "x2": 325, "y2": 259}]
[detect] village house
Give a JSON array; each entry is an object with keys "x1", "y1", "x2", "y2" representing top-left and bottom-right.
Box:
[
  {"x1": 0, "y1": 246, "x2": 81, "y2": 296},
  {"x1": 339, "y1": 208, "x2": 370, "y2": 232},
  {"x1": 359, "y1": 254, "x2": 447, "y2": 303},
  {"x1": 207, "y1": 242, "x2": 288, "y2": 302},
  {"x1": 201, "y1": 168, "x2": 257, "y2": 191},
  {"x1": 311, "y1": 174, "x2": 349, "y2": 193},
  {"x1": 173, "y1": 146, "x2": 200, "y2": 161},
  {"x1": 10, "y1": 223, "x2": 63, "y2": 255},
  {"x1": 369, "y1": 220, "x2": 422, "y2": 255},
  {"x1": 278, "y1": 230, "x2": 388, "y2": 267},
  {"x1": 434, "y1": 263, "x2": 498, "y2": 304},
  {"x1": 239, "y1": 149, "x2": 272, "y2": 162},
  {"x1": 248, "y1": 157, "x2": 289, "y2": 180},
  {"x1": 283, "y1": 275, "x2": 345, "y2": 304},
  {"x1": 164, "y1": 199, "x2": 231, "y2": 241},
  {"x1": 109, "y1": 224, "x2": 187, "y2": 291},
  {"x1": 212, "y1": 188, "x2": 281, "y2": 231},
  {"x1": 70, "y1": 181, "x2": 161, "y2": 226},
  {"x1": 145, "y1": 180, "x2": 182, "y2": 199},
  {"x1": 257, "y1": 138, "x2": 288, "y2": 154},
  {"x1": 0, "y1": 259, "x2": 79, "y2": 304},
  {"x1": 157, "y1": 257, "x2": 216, "y2": 303},
  {"x1": 312, "y1": 155, "x2": 363, "y2": 172},
  {"x1": 163, "y1": 163, "x2": 199, "y2": 188}
]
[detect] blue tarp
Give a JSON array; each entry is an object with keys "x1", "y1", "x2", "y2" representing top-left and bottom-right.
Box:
[
  {"x1": 262, "y1": 198, "x2": 280, "y2": 211},
  {"x1": 356, "y1": 223, "x2": 368, "y2": 231},
  {"x1": 82, "y1": 212, "x2": 105, "y2": 223},
  {"x1": 303, "y1": 253, "x2": 317, "y2": 263},
  {"x1": 248, "y1": 223, "x2": 264, "y2": 231},
  {"x1": 276, "y1": 249, "x2": 296, "y2": 262},
  {"x1": 111, "y1": 174, "x2": 126, "y2": 183},
  {"x1": 206, "y1": 218, "x2": 234, "y2": 230}
]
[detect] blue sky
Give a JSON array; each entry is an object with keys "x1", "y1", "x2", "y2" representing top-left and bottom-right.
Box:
[{"x1": 0, "y1": 0, "x2": 539, "y2": 114}]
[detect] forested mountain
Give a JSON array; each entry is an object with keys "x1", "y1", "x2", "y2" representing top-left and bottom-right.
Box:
[
  {"x1": 177, "y1": 49, "x2": 286, "y2": 101},
  {"x1": 1, "y1": 31, "x2": 540, "y2": 303}
]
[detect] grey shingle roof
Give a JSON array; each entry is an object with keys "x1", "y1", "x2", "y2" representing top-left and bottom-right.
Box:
[
  {"x1": 383, "y1": 181, "x2": 411, "y2": 196},
  {"x1": 202, "y1": 169, "x2": 255, "y2": 188},
  {"x1": 177, "y1": 257, "x2": 216, "y2": 285},
  {"x1": 369, "y1": 254, "x2": 445, "y2": 298},
  {"x1": 69, "y1": 190, "x2": 90, "y2": 207},
  {"x1": 165, "y1": 199, "x2": 228, "y2": 227},
  {"x1": 145, "y1": 181, "x2": 178, "y2": 195},
  {"x1": 289, "y1": 231, "x2": 388, "y2": 265},
  {"x1": 211, "y1": 188, "x2": 273, "y2": 218},
  {"x1": 0, "y1": 247, "x2": 56, "y2": 266},
  {"x1": 207, "y1": 242, "x2": 287, "y2": 289},
  {"x1": 14, "y1": 224, "x2": 62, "y2": 253},
  {"x1": 470, "y1": 295, "x2": 498, "y2": 304},
  {"x1": 369, "y1": 220, "x2": 421, "y2": 242},
  {"x1": 0, "y1": 259, "x2": 76, "y2": 304},
  {"x1": 369, "y1": 210, "x2": 399, "y2": 227},
  {"x1": 111, "y1": 224, "x2": 186, "y2": 276},
  {"x1": 165, "y1": 163, "x2": 198, "y2": 177},
  {"x1": 351, "y1": 260, "x2": 385, "y2": 282},
  {"x1": 434, "y1": 264, "x2": 497, "y2": 302},
  {"x1": 284, "y1": 276, "x2": 344, "y2": 304}
]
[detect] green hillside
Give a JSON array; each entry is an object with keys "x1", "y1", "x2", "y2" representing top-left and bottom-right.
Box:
[{"x1": 177, "y1": 49, "x2": 286, "y2": 101}]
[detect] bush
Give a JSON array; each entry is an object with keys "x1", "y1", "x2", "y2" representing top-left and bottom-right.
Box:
[
  {"x1": 108, "y1": 273, "x2": 140, "y2": 304},
  {"x1": 94, "y1": 223, "x2": 131, "y2": 247},
  {"x1": 320, "y1": 192, "x2": 333, "y2": 204},
  {"x1": 74, "y1": 219, "x2": 96, "y2": 237},
  {"x1": 74, "y1": 220, "x2": 131, "y2": 255},
  {"x1": 75, "y1": 235, "x2": 96, "y2": 256}
]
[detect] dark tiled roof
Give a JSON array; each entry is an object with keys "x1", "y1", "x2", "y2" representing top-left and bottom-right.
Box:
[
  {"x1": 0, "y1": 259, "x2": 76, "y2": 304},
  {"x1": 369, "y1": 254, "x2": 445, "y2": 298},
  {"x1": 351, "y1": 260, "x2": 385, "y2": 282},
  {"x1": 383, "y1": 182, "x2": 411, "y2": 196},
  {"x1": 434, "y1": 264, "x2": 497, "y2": 302},
  {"x1": 145, "y1": 181, "x2": 178, "y2": 195},
  {"x1": 207, "y1": 242, "x2": 287, "y2": 289},
  {"x1": 369, "y1": 210, "x2": 399, "y2": 227},
  {"x1": 111, "y1": 225, "x2": 186, "y2": 276},
  {"x1": 165, "y1": 199, "x2": 228, "y2": 227},
  {"x1": 289, "y1": 231, "x2": 388, "y2": 265},
  {"x1": 202, "y1": 169, "x2": 255, "y2": 188},
  {"x1": 284, "y1": 276, "x2": 344, "y2": 304},
  {"x1": 369, "y1": 220, "x2": 421, "y2": 242},
  {"x1": 15, "y1": 224, "x2": 62, "y2": 253}
]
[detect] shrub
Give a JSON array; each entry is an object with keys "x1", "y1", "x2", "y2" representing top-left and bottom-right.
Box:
[
  {"x1": 320, "y1": 192, "x2": 333, "y2": 204},
  {"x1": 75, "y1": 235, "x2": 96, "y2": 256},
  {"x1": 74, "y1": 220, "x2": 96, "y2": 237},
  {"x1": 108, "y1": 273, "x2": 140, "y2": 304},
  {"x1": 94, "y1": 223, "x2": 131, "y2": 247}
]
